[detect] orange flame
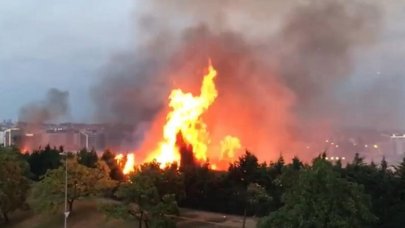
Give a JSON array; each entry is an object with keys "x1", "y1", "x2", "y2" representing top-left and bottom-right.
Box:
[
  {"x1": 146, "y1": 61, "x2": 219, "y2": 167},
  {"x1": 114, "y1": 154, "x2": 124, "y2": 164},
  {"x1": 123, "y1": 154, "x2": 135, "y2": 174},
  {"x1": 20, "y1": 146, "x2": 31, "y2": 153},
  {"x1": 138, "y1": 60, "x2": 244, "y2": 170},
  {"x1": 115, "y1": 153, "x2": 135, "y2": 175}
]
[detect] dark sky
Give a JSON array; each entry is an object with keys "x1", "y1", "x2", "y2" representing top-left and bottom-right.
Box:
[{"x1": 1, "y1": 0, "x2": 405, "y2": 127}]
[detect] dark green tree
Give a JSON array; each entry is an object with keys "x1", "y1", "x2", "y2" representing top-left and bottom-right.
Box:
[
  {"x1": 26, "y1": 145, "x2": 62, "y2": 180},
  {"x1": 181, "y1": 163, "x2": 216, "y2": 208},
  {"x1": 291, "y1": 156, "x2": 303, "y2": 171},
  {"x1": 382, "y1": 157, "x2": 405, "y2": 227},
  {"x1": 228, "y1": 151, "x2": 261, "y2": 187},
  {"x1": 226, "y1": 151, "x2": 272, "y2": 216},
  {"x1": 395, "y1": 157, "x2": 405, "y2": 180},
  {"x1": 343, "y1": 154, "x2": 397, "y2": 227},
  {"x1": 352, "y1": 153, "x2": 366, "y2": 167},
  {"x1": 265, "y1": 155, "x2": 287, "y2": 212},
  {"x1": 259, "y1": 158, "x2": 377, "y2": 228},
  {"x1": 279, "y1": 157, "x2": 303, "y2": 190},
  {"x1": 380, "y1": 156, "x2": 388, "y2": 173},
  {"x1": 0, "y1": 146, "x2": 30, "y2": 223},
  {"x1": 77, "y1": 148, "x2": 98, "y2": 168},
  {"x1": 102, "y1": 162, "x2": 180, "y2": 228},
  {"x1": 101, "y1": 149, "x2": 125, "y2": 181},
  {"x1": 242, "y1": 183, "x2": 271, "y2": 228}
]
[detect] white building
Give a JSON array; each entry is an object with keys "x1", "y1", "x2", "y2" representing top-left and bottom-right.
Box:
[
  {"x1": 3, "y1": 128, "x2": 22, "y2": 146},
  {"x1": 0, "y1": 131, "x2": 4, "y2": 145},
  {"x1": 391, "y1": 134, "x2": 405, "y2": 156}
]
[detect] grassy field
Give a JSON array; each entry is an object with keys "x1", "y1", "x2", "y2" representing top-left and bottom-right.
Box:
[{"x1": 4, "y1": 199, "x2": 257, "y2": 228}]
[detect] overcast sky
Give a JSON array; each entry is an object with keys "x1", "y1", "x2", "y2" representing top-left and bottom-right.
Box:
[
  {"x1": 0, "y1": 0, "x2": 134, "y2": 122},
  {"x1": 1, "y1": 1, "x2": 405, "y2": 125}
]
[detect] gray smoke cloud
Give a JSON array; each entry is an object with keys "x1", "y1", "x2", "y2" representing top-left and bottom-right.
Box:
[
  {"x1": 277, "y1": 0, "x2": 381, "y2": 121},
  {"x1": 92, "y1": 0, "x2": 390, "y2": 160},
  {"x1": 19, "y1": 88, "x2": 70, "y2": 124}
]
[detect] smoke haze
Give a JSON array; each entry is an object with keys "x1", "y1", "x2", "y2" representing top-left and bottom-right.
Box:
[
  {"x1": 19, "y1": 88, "x2": 70, "y2": 125},
  {"x1": 92, "y1": 0, "x2": 392, "y2": 160}
]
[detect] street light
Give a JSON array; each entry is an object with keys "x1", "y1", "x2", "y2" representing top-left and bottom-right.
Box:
[{"x1": 60, "y1": 150, "x2": 69, "y2": 228}]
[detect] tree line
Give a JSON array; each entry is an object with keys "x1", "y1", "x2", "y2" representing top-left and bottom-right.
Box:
[{"x1": 1, "y1": 145, "x2": 405, "y2": 227}]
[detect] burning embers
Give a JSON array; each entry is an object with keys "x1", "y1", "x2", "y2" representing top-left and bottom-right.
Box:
[{"x1": 116, "y1": 61, "x2": 242, "y2": 173}]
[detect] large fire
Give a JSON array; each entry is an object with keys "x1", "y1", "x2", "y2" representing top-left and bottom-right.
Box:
[
  {"x1": 116, "y1": 61, "x2": 242, "y2": 173},
  {"x1": 146, "y1": 60, "x2": 217, "y2": 166}
]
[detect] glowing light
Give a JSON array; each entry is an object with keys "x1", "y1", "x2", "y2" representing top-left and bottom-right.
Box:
[
  {"x1": 115, "y1": 153, "x2": 136, "y2": 175},
  {"x1": 123, "y1": 154, "x2": 135, "y2": 174},
  {"x1": 373, "y1": 144, "x2": 379, "y2": 149},
  {"x1": 220, "y1": 136, "x2": 241, "y2": 160},
  {"x1": 115, "y1": 154, "x2": 124, "y2": 164}
]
